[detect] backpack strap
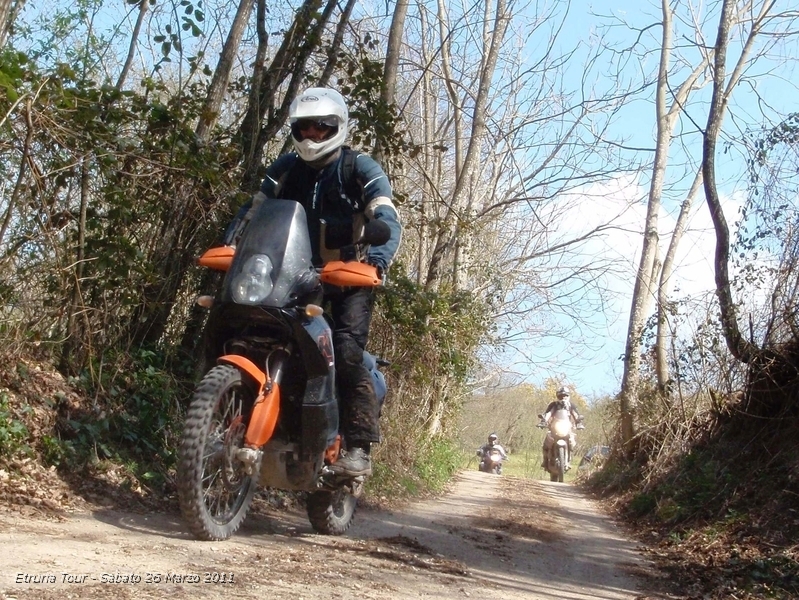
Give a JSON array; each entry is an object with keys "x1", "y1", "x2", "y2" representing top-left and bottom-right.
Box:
[{"x1": 337, "y1": 146, "x2": 361, "y2": 200}]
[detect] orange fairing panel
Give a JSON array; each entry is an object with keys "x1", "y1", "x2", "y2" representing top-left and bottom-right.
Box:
[
  {"x1": 244, "y1": 384, "x2": 281, "y2": 447},
  {"x1": 197, "y1": 246, "x2": 235, "y2": 271},
  {"x1": 217, "y1": 355, "x2": 266, "y2": 388},
  {"x1": 320, "y1": 261, "x2": 381, "y2": 287}
]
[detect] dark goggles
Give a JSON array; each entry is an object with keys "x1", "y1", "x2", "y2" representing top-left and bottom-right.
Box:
[{"x1": 293, "y1": 118, "x2": 338, "y2": 131}]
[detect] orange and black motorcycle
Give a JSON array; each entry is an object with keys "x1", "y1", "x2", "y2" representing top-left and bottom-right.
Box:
[{"x1": 177, "y1": 197, "x2": 390, "y2": 541}]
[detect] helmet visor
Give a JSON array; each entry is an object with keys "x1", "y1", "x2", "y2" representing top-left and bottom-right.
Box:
[{"x1": 292, "y1": 117, "x2": 339, "y2": 139}]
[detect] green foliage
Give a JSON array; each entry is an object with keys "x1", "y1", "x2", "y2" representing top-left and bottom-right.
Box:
[
  {"x1": 628, "y1": 492, "x2": 657, "y2": 517},
  {"x1": 377, "y1": 266, "x2": 491, "y2": 384},
  {"x1": 39, "y1": 434, "x2": 71, "y2": 467},
  {"x1": 0, "y1": 392, "x2": 32, "y2": 458},
  {"x1": 364, "y1": 264, "x2": 495, "y2": 500},
  {"x1": 369, "y1": 436, "x2": 461, "y2": 500},
  {"x1": 107, "y1": 348, "x2": 182, "y2": 461},
  {"x1": 55, "y1": 348, "x2": 183, "y2": 483},
  {"x1": 0, "y1": 49, "x2": 29, "y2": 103},
  {"x1": 749, "y1": 113, "x2": 799, "y2": 174},
  {"x1": 412, "y1": 436, "x2": 461, "y2": 492},
  {"x1": 152, "y1": 1, "x2": 206, "y2": 69},
  {"x1": 0, "y1": 47, "x2": 241, "y2": 372}
]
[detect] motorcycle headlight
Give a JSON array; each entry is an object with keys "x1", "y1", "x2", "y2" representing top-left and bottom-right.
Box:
[
  {"x1": 231, "y1": 254, "x2": 274, "y2": 304},
  {"x1": 553, "y1": 419, "x2": 572, "y2": 437}
]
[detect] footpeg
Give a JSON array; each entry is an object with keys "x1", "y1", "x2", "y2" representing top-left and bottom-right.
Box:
[{"x1": 348, "y1": 476, "x2": 365, "y2": 498}]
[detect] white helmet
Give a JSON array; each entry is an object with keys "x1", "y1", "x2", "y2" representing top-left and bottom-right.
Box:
[
  {"x1": 556, "y1": 386, "x2": 570, "y2": 400},
  {"x1": 289, "y1": 87, "x2": 348, "y2": 162}
]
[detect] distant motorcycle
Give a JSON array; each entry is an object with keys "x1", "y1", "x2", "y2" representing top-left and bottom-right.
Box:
[
  {"x1": 477, "y1": 446, "x2": 505, "y2": 475},
  {"x1": 537, "y1": 410, "x2": 584, "y2": 482}
]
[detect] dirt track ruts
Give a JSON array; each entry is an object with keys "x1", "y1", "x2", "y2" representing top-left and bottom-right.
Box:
[{"x1": 0, "y1": 470, "x2": 671, "y2": 600}]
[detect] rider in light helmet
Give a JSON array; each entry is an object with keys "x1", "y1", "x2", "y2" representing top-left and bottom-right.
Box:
[
  {"x1": 289, "y1": 87, "x2": 348, "y2": 165},
  {"x1": 223, "y1": 87, "x2": 402, "y2": 479},
  {"x1": 541, "y1": 385, "x2": 581, "y2": 423},
  {"x1": 479, "y1": 432, "x2": 508, "y2": 473},
  {"x1": 556, "y1": 386, "x2": 571, "y2": 407},
  {"x1": 539, "y1": 385, "x2": 583, "y2": 471}
]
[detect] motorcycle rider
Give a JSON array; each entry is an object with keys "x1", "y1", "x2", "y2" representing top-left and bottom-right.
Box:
[
  {"x1": 224, "y1": 87, "x2": 402, "y2": 477},
  {"x1": 478, "y1": 433, "x2": 508, "y2": 473},
  {"x1": 539, "y1": 386, "x2": 583, "y2": 471}
]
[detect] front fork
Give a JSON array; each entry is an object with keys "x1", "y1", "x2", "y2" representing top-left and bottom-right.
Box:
[{"x1": 218, "y1": 350, "x2": 289, "y2": 472}]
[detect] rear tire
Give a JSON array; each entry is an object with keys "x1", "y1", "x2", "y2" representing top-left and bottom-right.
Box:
[
  {"x1": 177, "y1": 365, "x2": 257, "y2": 541},
  {"x1": 307, "y1": 488, "x2": 357, "y2": 535}
]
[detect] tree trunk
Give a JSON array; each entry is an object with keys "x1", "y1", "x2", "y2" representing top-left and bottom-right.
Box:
[
  {"x1": 115, "y1": 0, "x2": 150, "y2": 92},
  {"x1": 373, "y1": 0, "x2": 409, "y2": 164},
  {"x1": 0, "y1": 97, "x2": 31, "y2": 249},
  {"x1": 319, "y1": 0, "x2": 356, "y2": 86},
  {"x1": 194, "y1": 0, "x2": 254, "y2": 141},
  {"x1": 59, "y1": 159, "x2": 90, "y2": 375},
  {"x1": 655, "y1": 0, "x2": 773, "y2": 391},
  {"x1": 655, "y1": 170, "x2": 703, "y2": 392},
  {"x1": 702, "y1": 0, "x2": 759, "y2": 364},
  {"x1": 0, "y1": 0, "x2": 25, "y2": 49},
  {"x1": 237, "y1": 0, "x2": 338, "y2": 192},
  {"x1": 424, "y1": 0, "x2": 510, "y2": 291},
  {"x1": 619, "y1": 0, "x2": 675, "y2": 454}
]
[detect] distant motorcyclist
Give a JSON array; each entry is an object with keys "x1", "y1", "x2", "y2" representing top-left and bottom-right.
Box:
[
  {"x1": 539, "y1": 386, "x2": 583, "y2": 471},
  {"x1": 478, "y1": 433, "x2": 508, "y2": 473}
]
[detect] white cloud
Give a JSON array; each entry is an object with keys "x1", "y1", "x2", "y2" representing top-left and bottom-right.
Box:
[{"x1": 501, "y1": 174, "x2": 758, "y2": 398}]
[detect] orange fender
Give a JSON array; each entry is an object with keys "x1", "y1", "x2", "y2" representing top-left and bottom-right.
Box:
[
  {"x1": 244, "y1": 384, "x2": 281, "y2": 448},
  {"x1": 217, "y1": 355, "x2": 266, "y2": 388},
  {"x1": 216, "y1": 355, "x2": 279, "y2": 448}
]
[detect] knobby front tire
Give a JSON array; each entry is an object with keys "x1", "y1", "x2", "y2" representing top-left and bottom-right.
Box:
[
  {"x1": 556, "y1": 446, "x2": 567, "y2": 483},
  {"x1": 177, "y1": 364, "x2": 257, "y2": 541}
]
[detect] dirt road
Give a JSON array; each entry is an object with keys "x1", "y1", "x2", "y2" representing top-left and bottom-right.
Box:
[{"x1": 0, "y1": 471, "x2": 669, "y2": 600}]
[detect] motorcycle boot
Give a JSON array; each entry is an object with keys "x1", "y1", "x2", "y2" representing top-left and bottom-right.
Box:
[{"x1": 329, "y1": 446, "x2": 372, "y2": 477}]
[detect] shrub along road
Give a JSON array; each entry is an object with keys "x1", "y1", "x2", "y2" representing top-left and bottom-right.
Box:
[{"x1": 0, "y1": 471, "x2": 673, "y2": 599}]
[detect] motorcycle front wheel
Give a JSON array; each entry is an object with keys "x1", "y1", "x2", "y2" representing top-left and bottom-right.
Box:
[
  {"x1": 555, "y1": 446, "x2": 567, "y2": 483},
  {"x1": 306, "y1": 488, "x2": 357, "y2": 535},
  {"x1": 177, "y1": 364, "x2": 257, "y2": 541}
]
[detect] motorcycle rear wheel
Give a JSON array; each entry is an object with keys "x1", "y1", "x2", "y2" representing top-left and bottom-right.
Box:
[
  {"x1": 177, "y1": 364, "x2": 257, "y2": 541},
  {"x1": 306, "y1": 488, "x2": 357, "y2": 535}
]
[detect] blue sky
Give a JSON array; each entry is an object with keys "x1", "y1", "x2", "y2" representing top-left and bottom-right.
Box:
[{"x1": 493, "y1": 0, "x2": 799, "y2": 399}]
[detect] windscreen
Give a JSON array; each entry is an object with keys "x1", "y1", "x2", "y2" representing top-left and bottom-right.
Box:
[{"x1": 220, "y1": 198, "x2": 317, "y2": 307}]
